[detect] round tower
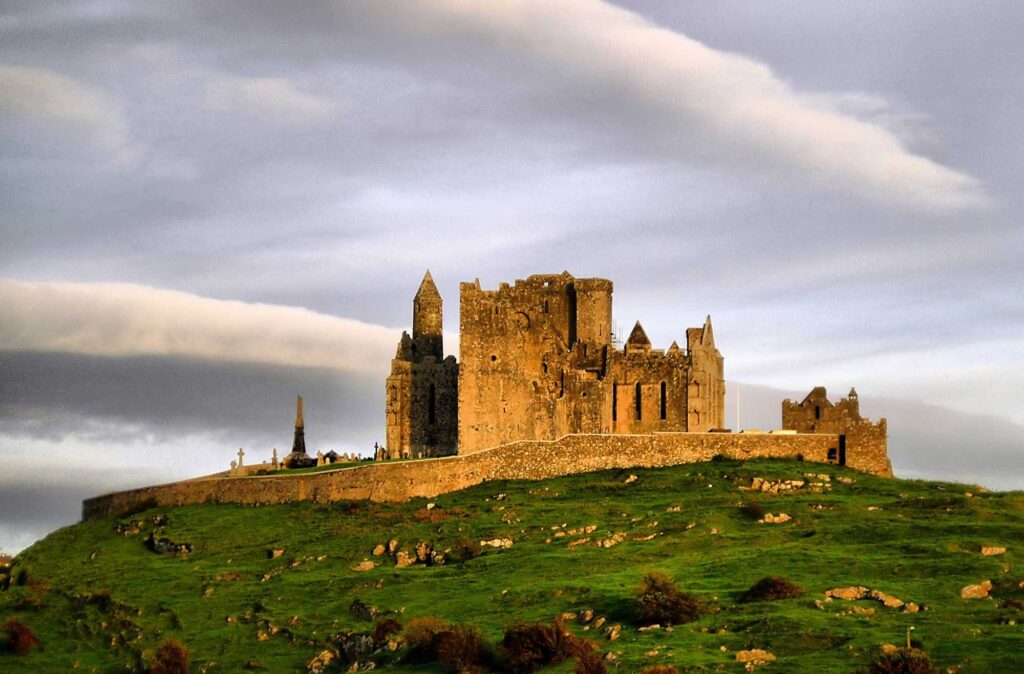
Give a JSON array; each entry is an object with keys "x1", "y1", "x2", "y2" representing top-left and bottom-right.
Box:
[{"x1": 413, "y1": 270, "x2": 443, "y2": 360}]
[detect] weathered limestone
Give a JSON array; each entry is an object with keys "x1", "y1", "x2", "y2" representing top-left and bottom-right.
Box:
[
  {"x1": 385, "y1": 271, "x2": 459, "y2": 459},
  {"x1": 782, "y1": 387, "x2": 891, "y2": 476},
  {"x1": 83, "y1": 431, "x2": 861, "y2": 520},
  {"x1": 456, "y1": 272, "x2": 725, "y2": 454}
]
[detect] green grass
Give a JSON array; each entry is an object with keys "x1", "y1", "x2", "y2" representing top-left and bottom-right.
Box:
[{"x1": 2, "y1": 458, "x2": 1023, "y2": 673}]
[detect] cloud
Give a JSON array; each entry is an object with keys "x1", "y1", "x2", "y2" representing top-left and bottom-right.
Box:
[
  {"x1": 335, "y1": 0, "x2": 989, "y2": 213},
  {"x1": 202, "y1": 74, "x2": 337, "y2": 125},
  {"x1": 0, "y1": 64, "x2": 130, "y2": 157},
  {"x1": 0, "y1": 279, "x2": 398, "y2": 374}
]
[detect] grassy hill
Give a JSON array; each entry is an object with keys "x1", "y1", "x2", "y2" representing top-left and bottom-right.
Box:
[{"x1": 2, "y1": 458, "x2": 1023, "y2": 673}]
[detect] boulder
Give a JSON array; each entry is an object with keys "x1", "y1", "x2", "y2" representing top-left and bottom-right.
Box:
[
  {"x1": 387, "y1": 539, "x2": 400, "y2": 554},
  {"x1": 869, "y1": 590, "x2": 905, "y2": 609},
  {"x1": 761, "y1": 513, "x2": 792, "y2": 524},
  {"x1": 371, "y1": 544, "x2": 386, "y2": 556},
  {"x1": 395, "y1": 551, "x2": 415, "y2": 568},
  {"x1": 307, "y1": 649, "x2": 337, "y2": 673},
  {"x1": 624, "y1": 474, "x2": 638, "y2": 484},
  {"x1": 480, "y1": 538, "x2": 514, "y2": 549},
  {"x1": 736, "y1": 649, "x2": 775, "y2": 665},
  {"x1": 825, "y1": 587, "x2": 870, "y2": 601},
  {"x1": 981, "y1": 546, "x2": 1007, "y2": 556},
  {"x1": 961, "y1": 580, "x2": 993, "y2": 599},
  {"x1": 351, "y1": 560, "x2": 375, "y2": 572}
]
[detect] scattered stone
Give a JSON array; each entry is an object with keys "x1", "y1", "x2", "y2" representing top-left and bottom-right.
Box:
[
  {"x1": 837, "y1": 476, "x2": 855, "y2": 485},
  {"x1": 866, "y1": 506, "x2": 881, "y2": 511},
  {"x1": 425, "y1": 502, "x2": 436, "y2": 510},
  {"x1": 981, "y1": 546, "x2": 1007, "y2": 556},
  {"x1": 826, "y1": 587, "x2": 870, "y2": 601},
  {"x1": 709, "y1": 528, "x2": 719, "y2": 535},
  {"x1": 560, "y1": 612, "x2": 577, "y2": 621},
  {"x1": 415, "y1": 541, "x2": 433, "y2": 562},
  {"x1": 351, "y1": 561, "x2": 375, "y2": 572},
  {"x1": 567, "y1": 537, "x2": 591, "y2": 548},
  {"x1": 736, "y1": 649, "x2": 776, "y2": 669},
  {"x1": 597, "y1": 532, "x2": 626, "y2": 548},
  {"x1": 268, "y1": 548, "x2": 285, "y2": 559},
  {"x1": 371, "y1": 544, "x2": 386, "y2": 556},
  {"x1": 256, "y1": 630, "x2": 269, "y2": 642},
  {"x1": 760, "y1": 513, "x2": 792, "y2": 524},
  {"x1": 666, "y1": 505, "x2": 682, "y2": 512},
  {"x1": 593, "y1": 617, "x2": 606, "y2": 629},
  {"x1": 638, "y1": 624, "x2": 660, "y2": 631},
  {"x1": 633, "y1": 533, "x2": 658, "y2": 542},
  {"x1": 495, "y1": 493, "x2": 507, "y2": 501},
  {"x1": 624, "y1": 474, "x2": 638, "y2": 484},
  {"x1": 387, "y1": 539, "x2": 399, "y2": 554},
  {"x1": 605, "y1": 624, "x2": 621, "y2": 641},
  {"x1": 580, "y1": 610, "x2": 594, "y2": 623},
  {"x1": 960, "y1": 580, "x2": 993, "y2": 599},
  {"x1": 481, "y1": 538, "x2": 514, "y2": 549},
  {"x1": 869, "y1": 590, "x2": 905, "y2": 609},
  {"x1": 904, "y1": 602, "x2": 920, "y2": 613},
  {"x1": 144, "y1": 533, "x2": 192, "y2": 555},
  {"x1": 345, "y1": 662, "x2": 376, "y2": 673}
]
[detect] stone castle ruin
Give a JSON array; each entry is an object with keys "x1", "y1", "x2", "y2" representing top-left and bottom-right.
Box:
[
  {"x1": 386, "y1": 271, "x2": 725, "y2": 459},
  {"x1": 81, "y1": 270, "x2": 891, "y2": 520}
]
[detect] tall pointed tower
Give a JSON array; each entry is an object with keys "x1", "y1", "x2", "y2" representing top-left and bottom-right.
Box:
[
  {"x1": 413, "y1": 270, "x2": 443, "y2": 360},
  {"x1": 385, "y1": 271, "x2": 458, "y2": 459},
  {"x1": 685, "y1": 315, "x2": 726, "y2": 431}
]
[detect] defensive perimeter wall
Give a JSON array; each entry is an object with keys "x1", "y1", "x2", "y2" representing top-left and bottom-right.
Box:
[{"x1": 83, "y1": 430, "x2": 887, "y2": 520}]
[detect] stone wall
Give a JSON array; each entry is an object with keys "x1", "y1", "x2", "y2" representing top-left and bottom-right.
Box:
[{"x1": 82, "y1": 431, "x2": 872, "y2": 521}]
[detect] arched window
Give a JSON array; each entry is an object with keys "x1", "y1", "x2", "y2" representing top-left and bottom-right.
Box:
[
  {"x1": 660, "y1": 381, "x2": 667, "y2": 420},
  {"x1": 635, "y1": 382, "x2": 642, "y2": 421}
]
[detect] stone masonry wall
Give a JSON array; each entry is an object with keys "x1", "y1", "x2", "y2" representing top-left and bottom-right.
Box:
[{"x1": 83, "y1": 431, "x2": 862, "y2": 521}]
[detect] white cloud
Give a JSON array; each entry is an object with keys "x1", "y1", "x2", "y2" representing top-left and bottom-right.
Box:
[
  {"x1": 202, "y1": 74, "x2": 337, "y2": 125},
  {"x1": 0, "y1": 64, "x2": 130, "y2": 156},
  {"x1": 351, "y1": 0, "x2": 990, "y2": 213},
  {"x1": 0, "y1": 280, "x2": 398, "y2": 374}
]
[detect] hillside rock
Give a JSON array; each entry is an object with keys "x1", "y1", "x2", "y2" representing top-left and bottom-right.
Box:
[
  {"x1": 961, "y1": 580, "x2": 993, "y2": 599},
  {"x1": 826, "y1": 587, "x2": 869, "y2": 601}
]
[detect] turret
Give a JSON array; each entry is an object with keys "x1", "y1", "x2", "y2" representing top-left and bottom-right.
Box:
[
  {"x1": 413, "y1": 270, "x2": 443, "y2": 360},
  {"x1": 625, "y1": 320, "x2": 652, "y2": 354}
]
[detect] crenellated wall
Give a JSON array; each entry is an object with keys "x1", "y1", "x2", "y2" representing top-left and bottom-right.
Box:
[{"x1": 83, "y1": 431, "x2": 875, "y2": 521}]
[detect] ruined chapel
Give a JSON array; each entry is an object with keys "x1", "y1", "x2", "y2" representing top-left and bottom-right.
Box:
[{"x1": 386, "y1": 271, "x2": 725, "y2": 458}]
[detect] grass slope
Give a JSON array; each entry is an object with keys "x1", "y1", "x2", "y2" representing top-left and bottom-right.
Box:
[{"x1": 2, "y1": 458, "x2": 1024, "y2": 673}]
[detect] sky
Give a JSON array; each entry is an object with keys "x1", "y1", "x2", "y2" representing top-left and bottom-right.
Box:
[{"x1": 1, "y1": 1, "x2": 1022, "y2": 554}]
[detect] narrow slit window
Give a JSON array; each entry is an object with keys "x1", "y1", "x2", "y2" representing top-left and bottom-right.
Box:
[
  {"x1": 660, "y1": 381, "x2": 667, "y2": 420},
  {"x1": 612, "y1": 385, "x2": 617, "y2": 422},
  {"x1": 428, "y1": 383, "x2": 436, "y2": 425},
  {"x1": 635, "y1": 382, "x2": 642, "y2": 421},
  {"x1": 814, "y1": 405, "x2": 821, "y2": 420}
]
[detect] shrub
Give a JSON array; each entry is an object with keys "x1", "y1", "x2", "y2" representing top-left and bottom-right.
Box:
[
  {"x1": 151, "y1": 638, "x2": 190, "y2": 674},
  {"x1": 866, "y1": 647, "x2": 939, "y2": 674},
  {"x1": 451, "y1": 536, "x2": 483, "y2": 562},
  {"x1": 501, "y1": 621, "x2": 590, "y2": 673},
  {"x1": 574, "y1": 650, "x2": 607, "y2": 674},
  {"x1": 642, "y1": 667, "x2": 680, "y2": 674},
  {"x1": 434, "y1": 624, "x2": 491, "y2": 673},
  {"x1": 403, "y1": 617, "x2": 451, "y2": 663},
  {"x1": 373, "y1": 617, "x2": 402, "y2": 646},
  {"x1": 635, "y1": 572, "x2": 703, "y2": 626},
  {"x1": 739, "y1": 500, "x2": 766, "y2": 520},
  {"x1": 2, "y1": 619, "x2": 39, "y2": 655},
  {"x1": 739, "y1": 576, "x2": 805, "y2": 603}
]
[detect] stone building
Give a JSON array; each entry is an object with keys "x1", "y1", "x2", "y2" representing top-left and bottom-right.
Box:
[
  {"x1": 782, "y1": 387, "x2": 892, "y2": 476},
  {"x1": 387, "y1": 271, "x2": 725, "y2": 456},
  {"x1": 385, "y1": 272, "x2": 459, "y2": 458}
]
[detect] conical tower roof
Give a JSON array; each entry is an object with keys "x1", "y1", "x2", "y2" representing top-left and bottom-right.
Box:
[
  {"x1": 414, "y1": 269, "x2": 440, "y2": 299},
  {"x1": 626, "y1": 320, "x2": 651, "y2": 347}
]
